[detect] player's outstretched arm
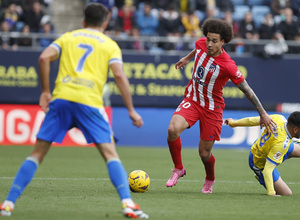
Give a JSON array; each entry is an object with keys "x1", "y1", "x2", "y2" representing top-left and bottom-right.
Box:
[
  {"x1": 175, "y1": 49, "x2": 196, "y2": 69},
  {"x1": 38, "y1": 46, "x2": 59, "y2": 112},
  {"x1": 237, "y1": 80, "x2": 277, "y2": 133},
  {"x1": 224, "y1": 117, "x2": 260, "y2": 127},
  {"x1": 110, "y1": 62, "x2": 143, "y2": 128}
]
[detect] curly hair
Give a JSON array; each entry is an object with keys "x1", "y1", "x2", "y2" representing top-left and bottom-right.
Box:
[{"x1": 202, "y1": 18, "x2": 234, "y2": 43}]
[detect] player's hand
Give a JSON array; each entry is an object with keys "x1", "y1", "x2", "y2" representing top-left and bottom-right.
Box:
[
  {"x1": 260, "y1": 113, "x2": 277, "y2": 134},
  {"x1": 175, "y1": 57, "x2": 189, "y2": 69},
  {"x1": 224, "y1": 118, "x2": 233, "y2": 126},
  {"x1": 129, "y1": 110, "x2": 143, "y2": 128},
  {"x1": 39, "y1": 92, "x2": 52, "y2": 112}
]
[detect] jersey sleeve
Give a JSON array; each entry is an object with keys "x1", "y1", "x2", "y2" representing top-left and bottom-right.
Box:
[
  {"x1": 228, "y1": 116, "x2": 260, "y2": 127},
  {"x1": 262, "y1": 160, "x2": 276, "y2": 195},
  {"x1": 108, "y1": 41, "x2": 123, "y2": 65},
  {"x1": 267, "y1": 142, "x2": 289, "y2": 166},
  {"x1": 227, "y1": 60, "x2": 245, "y2": 85},
  {"x1": 50, "y1": 33, "x2": 69, "y2": 55}
]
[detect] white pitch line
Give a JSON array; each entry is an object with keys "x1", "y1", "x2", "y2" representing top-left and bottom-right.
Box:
[{"x1": 1, "y1": 177, "x2": 300, "y2": 185}]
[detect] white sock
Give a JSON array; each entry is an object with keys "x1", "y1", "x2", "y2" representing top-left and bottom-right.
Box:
[
  {"x1": 121, "y1": 198, "x2": 135, "y2": 207},
  {"x1": 3, "y1": 200, "x2": 15, "y2": 210}
]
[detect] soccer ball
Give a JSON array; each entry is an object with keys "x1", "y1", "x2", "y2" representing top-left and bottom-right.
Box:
[{"x1": 128, "y1": 170, "x2": 150, "y2": 193}]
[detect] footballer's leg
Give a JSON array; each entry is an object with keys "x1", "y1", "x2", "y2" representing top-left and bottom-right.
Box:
[
  {"x1": 1, "y1": 139, "x2": 51, "y2": 216},
  {"x1": 199, "y1": 140, "x2": 215, "y2": 193},
  {"x1": 166, "y1": 114, "x2": 189, "y2": 187},
  {"x1": 95, "y1": 143, "x2": 148, "y2": 219},
  {"x1": 274, "y1": 177, "x2": 292, "y2": 195}
]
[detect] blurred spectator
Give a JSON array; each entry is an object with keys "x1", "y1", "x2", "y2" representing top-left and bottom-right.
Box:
[
  {"x1": 222, "y1": 10, "x2": 239, "y2": 37},
  {"x1": 195, "y1": 0, "x2": 208, "y2": 12},
  {"x1": 153, "y1": 0, "x2": 173, "y2": 11},
  {"x1": 116, "y1": 4, "x2": 136, "y2": 35},
  {"x1": 158, "y1": 3, "x2": 182, "y2": 36},
  {"x1": 181, "y1": 10, "x2": 202, "y2": 38},
  {"x1": 103, "y1": 7, "x2": 117, "y2": 35},
  {"x1": 129, "y1": 26, "x2": 145, "y2": 51},
  {"x1": 39, "y1": 22, "x2": 53, "y2": 47},
  {"x1": 0, "y1": 0, "x2": 25, "y2": 10},
  {"x1": 276, "y1": 7, "x2": 299, "y2": 40},
  {"x1": 24, "y1": 0, "x2": 44, "y2": 32},
  {"x1": 239, "y1": 11, "x2": 259, "y2": 39},
  {"x1": 216, "y1": 0, "x2": 234, "y2": 13},
  {"x1": 259, "y1": 13, "x2": 276, "y2": 39},
  {"x1": 23, "y1": 0, "x2": 46, "y2": 11},
  {"x1": 0, "y1": 3, "x2": 23, "y2": 31},
  {"x1": 204, "y1": 4, "x2": 217, "y2": 21},
  {"x1": 158, "y1": 3, "x2": 183, "y2": 50},
  {"x1": 113, "y1": 25, "x2": 132, "y2": 49},
  {"x1": 292, "y1": 0, "x2": 300, "y2": 17},
  {"x1": 89, "y1": 0, "x2": 115, "y2": 9},
  {"x1": 136, "y1": 2, "x2": 159, "y2": 35},
  {"x1": 263, "y1": 32, "x2": 288, "y2": 57},
  {"x1": 0, "y1": 21, "x2": 18, "y2": 50},
  {"x1": 17, "y1": 24, "x2": 32, "y2": 47},
  {"x1": 270, "y1": 0, "x2": 292, "y2": 16},
  {"x1": 179, "y1": 0, "x2": 189, "y2": 13}
]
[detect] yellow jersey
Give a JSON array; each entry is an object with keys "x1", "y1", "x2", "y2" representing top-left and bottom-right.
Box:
[
  {"x1": 229, "y1": 114, "x2": 293, "y2": 169},
  {"x1": 50, "y1": 28, "x2": 122, "y2": 108},
  {"x1": 251, "y1": 114, "x2": 292, "y2": 169}
]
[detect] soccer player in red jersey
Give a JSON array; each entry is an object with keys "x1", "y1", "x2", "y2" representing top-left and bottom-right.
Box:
[{"x1": 165, "y1": 18, "x2": 277, "y2": 193}]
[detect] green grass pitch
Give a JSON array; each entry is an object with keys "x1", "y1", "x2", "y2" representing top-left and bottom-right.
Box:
[{"x1": 1, "y1": 145, "x2": 300, "y2": 220}]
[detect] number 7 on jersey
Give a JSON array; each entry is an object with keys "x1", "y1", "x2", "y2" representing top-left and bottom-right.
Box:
[{"x1": 76, "y1": 43, "x2": 94, "y2": 73}]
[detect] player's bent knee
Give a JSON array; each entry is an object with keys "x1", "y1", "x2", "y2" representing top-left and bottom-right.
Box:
[
  {"x1": 198, "y1": 150, "x2": 210, "y2": 161},
  {"x1": 167, "y1": 125, "x2": 180, "y2": 140}
]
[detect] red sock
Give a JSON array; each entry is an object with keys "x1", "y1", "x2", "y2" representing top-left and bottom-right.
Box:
[
  {"x1": 168, "y1": 137, "x2": 183, "y2": 169},
  {"x1": 203, "y1": 154, "x2": 215, "y2": 181}
]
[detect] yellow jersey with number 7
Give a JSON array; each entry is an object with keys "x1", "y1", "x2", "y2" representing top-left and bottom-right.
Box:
[{"x1": 50, "y1": 28, "x2": 122, "y2": 108}]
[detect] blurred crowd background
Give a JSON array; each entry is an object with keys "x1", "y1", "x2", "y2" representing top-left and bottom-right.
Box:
[{"x1": 1, "y1": 0, "x2": 300, "y2": 56}]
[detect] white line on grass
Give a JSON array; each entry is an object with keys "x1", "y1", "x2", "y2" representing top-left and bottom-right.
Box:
[{"x1": 1, "y1": 176, "x2": 300, "y2": 185}]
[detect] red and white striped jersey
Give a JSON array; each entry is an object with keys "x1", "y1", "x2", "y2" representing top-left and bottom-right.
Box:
[{"x1": 184, "y1": 37, "x2": 245, "y2": 112}]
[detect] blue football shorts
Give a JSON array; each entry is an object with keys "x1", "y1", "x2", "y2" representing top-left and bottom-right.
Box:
[
  {"x1": 248, "y1": 142, "x2": 294, "y2": 187},
  {"x1": 36, "y1": 99, "x2": 113, "y2": 144}
]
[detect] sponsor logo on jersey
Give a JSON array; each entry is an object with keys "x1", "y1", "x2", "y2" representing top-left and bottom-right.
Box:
[
  {"x1": 175, "y1": 107, "x2": 181, "y2": 112},
  {"x1": 193, "y1": 66, "x2": 207, "y2": 87},
  {"x1": 235, "y1": 70, "x2": 242, "y2": 79}
]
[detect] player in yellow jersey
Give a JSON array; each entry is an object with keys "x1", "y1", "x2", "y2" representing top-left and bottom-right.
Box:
[
  {"x1": 0, "y1": 3, "x2": 148, "y2": 219},
  {"x1": 224, "y1": 111, "x2": 300, "y2": 196}
]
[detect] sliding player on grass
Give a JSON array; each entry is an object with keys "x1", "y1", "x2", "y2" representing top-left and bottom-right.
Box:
[
  {"x1": 166, "y1": 18, "x2": 276, "y2": 193},
  {"x1": 0, "y1": 3, "x2": 148, "y2": 218},
  {"x1": 225, "y1": 111, "x2": 300, "y2": 196}
]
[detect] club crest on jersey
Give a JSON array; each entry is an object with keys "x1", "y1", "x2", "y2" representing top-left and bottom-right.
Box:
[{"x1": 209, "y1": 64, "x2": 216, "y2": 73}]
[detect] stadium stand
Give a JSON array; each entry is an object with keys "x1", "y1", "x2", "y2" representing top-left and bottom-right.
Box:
[
  {"x1": 252, "y1": 5, "x2": 271, "y2": 28},
  {"x1": 232, "y1": 5, "x2": 251, "y2": 22}
]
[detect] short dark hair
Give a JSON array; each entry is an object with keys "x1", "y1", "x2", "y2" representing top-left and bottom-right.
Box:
[
  {"x1": 84, "y1": 3, "x2": 108, "y2": 27},
  {"x1": 288, "y1": 111, "x2": 300, "y2": 127},
  {"x1": 202, "y1": 18, "x2": 234, "y2": 43}
]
